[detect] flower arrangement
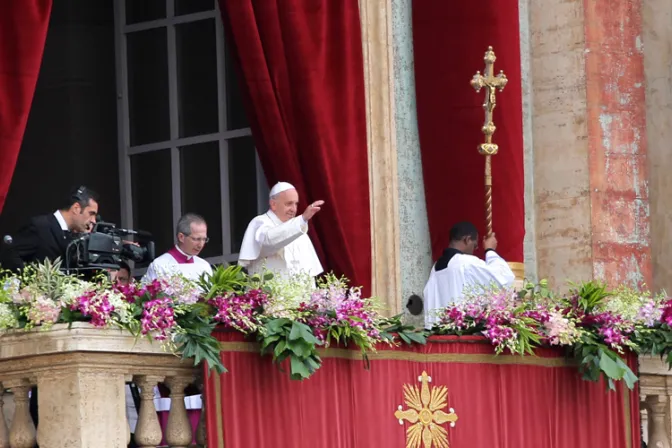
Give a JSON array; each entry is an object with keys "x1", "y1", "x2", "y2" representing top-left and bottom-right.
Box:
[
  {"x1": 431, "y1": 279, "x2": 668, "y2": 390},
  {"x1": 5, "y1": 258, "x2": 672, "y2": 390},
  {"x1": 0, "y1": 260, "x2": 409, "y2": 380}
]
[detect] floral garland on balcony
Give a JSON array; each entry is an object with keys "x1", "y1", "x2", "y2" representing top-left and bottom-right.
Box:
[{"x1": 1, "y1": 259, "x2": 671, "y2": 390}]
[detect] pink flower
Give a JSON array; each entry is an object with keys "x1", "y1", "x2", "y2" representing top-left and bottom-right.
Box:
[
  {"x1": 71, "y1": 291, "x2": 114, "y2": 327},
  {"x1": 141, "y1": 298, "x2": 176, "y2": 340}
]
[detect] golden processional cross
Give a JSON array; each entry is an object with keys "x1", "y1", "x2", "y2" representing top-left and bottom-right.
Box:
[{"x1": 470, "y1": 46, "x2": 508, "y2": 237}]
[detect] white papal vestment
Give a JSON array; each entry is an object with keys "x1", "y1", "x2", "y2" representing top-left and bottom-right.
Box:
[
  {"x1": 141, "y1": 246, "x2": 213, "y2": 283},
  {"x1": 423, "y1": 249, "x2": 515, "y2": 328},
  {"x1": 238, "y1": 211, "x2": 323, "y2": 278}
]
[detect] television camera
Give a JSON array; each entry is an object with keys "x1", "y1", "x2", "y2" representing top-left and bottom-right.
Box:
[{"x1": 64, "y1": 219, "x2": 155, "y2": 274}]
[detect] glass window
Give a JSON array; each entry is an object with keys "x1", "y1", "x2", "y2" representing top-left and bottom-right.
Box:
[
  {"x1": 126, "y1": 0, "x2": 165, "y2": 25},
  {"x1": 131, "y1": 150, "x2": 173, "y2": 260},
  {"x1": 127, "y1": 28, "x2": 170, "y2": 146},
  {"x1": 176, "y1": 20, "x2": 218, "y2": 138},
  {"x1": 180, "y1": 142, "x2": 222, "y2": 258},
  {"x1": 228, "y1": 136, "x2": 259, "y2": 253},
  {"x1": 116, "y1": 0, "x2": 266, "y2": 267},
  {"x1": 175, "y1": 0, "x2": 214, "y2": 16}
]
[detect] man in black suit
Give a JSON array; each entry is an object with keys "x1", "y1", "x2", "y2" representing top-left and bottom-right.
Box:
[
  {"x1": 1, "y1": 185, "x2": 99, "y2": 271},
  {"x1": 0, "y1": 185, "x2": 99, "y2": 432}
]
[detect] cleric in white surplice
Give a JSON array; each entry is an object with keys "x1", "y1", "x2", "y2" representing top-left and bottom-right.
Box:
[
  {"x1": 423, "y1": 221, "x2": 515, "y2": 328},
  {"x1": 238, "y1": 182, "x2": 323, "y2": 279}
]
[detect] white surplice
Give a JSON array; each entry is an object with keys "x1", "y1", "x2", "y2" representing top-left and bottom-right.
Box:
[
  {"x1": 141, "y1": 247, "x2": 213, "y2": 283},
  {"x1": 423, "y1": 250, "x2": 515, "y2": 328},
  {"x1": 238, "y1": 211, "x2": 323, "y2": 278}
]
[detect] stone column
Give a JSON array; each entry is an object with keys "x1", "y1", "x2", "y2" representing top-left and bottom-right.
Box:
[
  {"x1": 359, "y1": 0, "x2": 403, "y2": 315},
  {"x1": 527, "y1": 0, "x2": 653, "y2": 287},
  {"x1": 359, "y1": 0, "x2": 434, "y2": 319},
  {"x1": 36, "y1": 369, "x2": 127, "y2": 448}
]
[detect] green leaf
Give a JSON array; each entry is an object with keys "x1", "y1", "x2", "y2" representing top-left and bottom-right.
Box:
[
  {"x1": 598, "y1": 352, "x2": 624, "y2": 380},
  {"x1": 273, "y1": 340, "x2": 287, "y2": 359},
  {"x1": 290, "y1": 356, "x2": 311, "y2": 380}
]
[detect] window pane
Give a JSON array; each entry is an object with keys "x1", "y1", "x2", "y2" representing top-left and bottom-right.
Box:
[
  {"x1": 127, "y1": 28, "x2": 170, "y2": 146},
  {"x1": 125, "y1": 0, "x2": 165, "y2": 25},
  {"x1": 176, "y1": 20, "x2": 218, "y2": 138},
  {"x1": 131, "y1": 150, "x2": 173, "y2": 264},
  {"x1": 180, "y1": 142, "x2": 222, "y2": 258},
  {"x1": 224, "y1": 40, "x2": 249, "y2": 130},
  {"x1": 228, "y1": 137, "x2": 259, "y2": 253},
  {"x1": 175, "y1": 0, "x2": 214, "y2": 15}
]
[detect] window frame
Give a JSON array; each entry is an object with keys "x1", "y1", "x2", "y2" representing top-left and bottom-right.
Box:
[{"x1": 112, "y1": 0, "x2": 268, "y2": 273}]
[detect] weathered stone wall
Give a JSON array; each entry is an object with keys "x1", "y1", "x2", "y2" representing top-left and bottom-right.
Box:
[
  {"x1": 527, "y1": 0, "x2": 594, "y2": 287},
  {"x1": 642, "y1": 0, "x2": 672, "y2": 294}
]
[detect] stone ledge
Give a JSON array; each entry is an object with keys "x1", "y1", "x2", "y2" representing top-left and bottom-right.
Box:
[
  {"x1": 0, "y1": 323, "x2": 198, "y2": 382},
  {"x1": 0, "y1": 323, "x2": 167, "y2": 360}
]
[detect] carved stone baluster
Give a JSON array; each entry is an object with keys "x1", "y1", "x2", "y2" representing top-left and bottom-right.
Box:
[
  {"x1": 640, "y1": 398, "x2": 649, "y2": 446},
  {"x1": 164, "y1": 377, "x2": 193, "y2": 448},
  {"x1": 0, "y1": 385, "x2": 9, "y2": 448},
  {"x1": 195, "y1": 389, "x2": 206, "y2": 448},
  {"x1": 646, "y1": 394, "x2": 671, "y2": 448},
  {"x1": 133, "y1": 375, "x2": 164, "y2": 448},
  {"x1": 4, "y1": 379, "x2": 35, "y2": 448}
]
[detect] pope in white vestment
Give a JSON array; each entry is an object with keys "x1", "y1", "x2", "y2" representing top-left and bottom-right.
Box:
[
  {"x1": 424, "y1": 222, "x2": 515, "y2": 328},
  {"x1": 239, "y1": 182, "x2": 323, "y2": 279},
  {"x1": 142, "y1": 213, "x2": 213, "y2": 283}
]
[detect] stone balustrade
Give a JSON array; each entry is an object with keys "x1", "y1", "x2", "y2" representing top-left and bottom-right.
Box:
[
  {"x1": 640, "y1": 355, "x2": 672, "y2": 448},
  {"x1": 0, "y1": 323, "x2": 205, "y2": 448}
]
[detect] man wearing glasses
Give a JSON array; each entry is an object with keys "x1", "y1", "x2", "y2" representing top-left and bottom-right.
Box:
[{"x1": 142, "y1": 213, "x2": 213, "y2": 282}]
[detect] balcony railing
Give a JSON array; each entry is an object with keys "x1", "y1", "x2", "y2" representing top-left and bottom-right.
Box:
[{"x1": 0, "y1": 323, "x2": 205, "y2": 448}]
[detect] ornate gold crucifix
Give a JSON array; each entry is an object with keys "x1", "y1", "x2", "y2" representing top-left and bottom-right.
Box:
[{"x1": 470, "y1": 46, "x2": 508, "y2": 237}]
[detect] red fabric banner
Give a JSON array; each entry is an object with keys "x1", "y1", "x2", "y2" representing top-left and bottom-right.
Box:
[
  {"x1": 218, "y1": 0, "x2": 371, "y2": 295},
  {"x1": 204, "y1": 332, "x2": 640, "y2": 448},
  {"x1": 0, "y1": 0, "x2": 52, "y2": 214},
  {"x1": 412, "y1": 1, "x2": 525, "y2": 262}
]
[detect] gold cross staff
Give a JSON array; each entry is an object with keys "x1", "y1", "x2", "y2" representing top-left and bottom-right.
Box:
[{"x1": 470, "y1": 46, "x2": 507, "y2": 237}]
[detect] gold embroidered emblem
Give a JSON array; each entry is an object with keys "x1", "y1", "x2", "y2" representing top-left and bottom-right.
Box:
[{"x1": 394, "y1": 371, "x2": 458, "y2": 448}]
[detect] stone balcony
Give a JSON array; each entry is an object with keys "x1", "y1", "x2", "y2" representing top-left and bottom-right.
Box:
[
  {"x1": 640, "y1": 355, "x2": 672, "y2": 448},
  {"x1": 0, "y1": 323, "x2": 205, "y2": 448}
]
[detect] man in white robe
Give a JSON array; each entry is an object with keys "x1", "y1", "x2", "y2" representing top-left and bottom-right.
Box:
[
  {"x1": 423, "y1": 221, "x2": 515, "y2": 328},
  {"x1": 142, "y1": 213, "x2": 213, "y2": 283},
  {"x1": 238, "y1": 182, "x2": 323, "y2": 279}
]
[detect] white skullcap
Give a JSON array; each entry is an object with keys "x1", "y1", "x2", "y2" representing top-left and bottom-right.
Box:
[{"x1": 269, "y1": 181, "x2": 296, "y2": 198}]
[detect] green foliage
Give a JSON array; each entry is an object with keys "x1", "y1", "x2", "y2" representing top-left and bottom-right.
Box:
[
  {"x1": 259, "y1": 318, "x2": 322, "y2": 380},
  {"x1": 572, "y1": 281, "x2": 611, "y2": 312},
  {"x1": 573, "y1": 335, "x2": 638, "y2": 391},
  {"x1": 197, "y1": 264, "x2": 248, "y2": 300},
  {"x1": 379, "y1": 314, "x2": 428, "y2": 346}
]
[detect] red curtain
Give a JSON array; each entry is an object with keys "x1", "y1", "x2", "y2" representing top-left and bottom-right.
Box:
[
  {"x1": 218, "y1": 0, "x2": 371, "y2": 294},
  {"x1": 0, "y1": 0, "x2": 52, "y2": 214},
  {"x1": 413, "y1": 1, "x2": 525, "y2": 262},
  {"x1": 205, "y1": 332, "x2": 640, "y2": 448}
]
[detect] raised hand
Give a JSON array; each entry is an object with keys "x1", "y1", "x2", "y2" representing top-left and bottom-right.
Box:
[
  {"x1": 302, "y1": 200, "x2": 325, "y2": 221},
  {"x1": 483, "y1": 232, "x2": 497, "y2": 251}
]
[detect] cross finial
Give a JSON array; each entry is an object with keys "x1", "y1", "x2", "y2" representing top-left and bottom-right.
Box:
[{"x1": 470, "y1": 46, "x2": 508, "y2": 155}]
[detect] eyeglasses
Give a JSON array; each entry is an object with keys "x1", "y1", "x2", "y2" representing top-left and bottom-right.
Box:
[{"x1": 187, "y1": 236, "x2": 210, "y2": 244}]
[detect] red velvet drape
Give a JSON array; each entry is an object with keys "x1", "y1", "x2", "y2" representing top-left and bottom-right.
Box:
[
  {"x1": 0, "y1": 0, "x2": 52, "y2": 214},
  {"x1": 218, "y1": 0, "x2": 371, "y2": 294},
  {"x1": 413, "y1": 1, "x2": 525, "y2": 262},
  {"x1": 205, "y1": 332, "x2": 641, "y2": 448}
]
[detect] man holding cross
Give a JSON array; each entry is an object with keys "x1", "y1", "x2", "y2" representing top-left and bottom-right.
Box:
[{"x1": 423, "y1": 222, "x2": 515, "y2": 328}]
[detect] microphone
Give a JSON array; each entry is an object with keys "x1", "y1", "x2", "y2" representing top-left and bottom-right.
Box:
[{"x1": 2, "y1": 235, "x2": 12, "y2": 245}]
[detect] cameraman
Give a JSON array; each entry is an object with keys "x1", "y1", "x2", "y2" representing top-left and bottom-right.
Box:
[{"x1": 0, "y1": 186, "x2": 99, "y2": 271}]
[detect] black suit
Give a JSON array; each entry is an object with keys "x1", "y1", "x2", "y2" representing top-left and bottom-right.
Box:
[
  {"x1": 0, "y1": 214, "x2": 71, "y2": 271},
  {"x1": 0, "y1": 213, "x2": 71, "y2": 432}
]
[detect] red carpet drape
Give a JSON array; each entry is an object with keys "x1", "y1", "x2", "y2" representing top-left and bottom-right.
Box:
[
  {"x1": 205, "y1": 332, "x2": 641, "y2": 448},
  {"x1": 218, "y1": 0, "x2": 371, "y2": 294},
  {"x1": 413, "y1": 1, "x2": 525, "y2": 262},
  {"x1": 0, "y1": 0, "x2": 52, "y2": 214}
]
